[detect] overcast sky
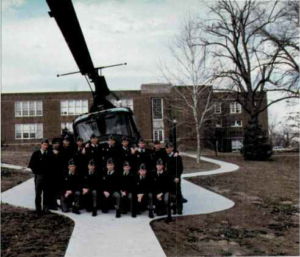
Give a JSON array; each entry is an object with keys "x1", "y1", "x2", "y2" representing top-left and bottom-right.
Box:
[{"x1": 2, "y1": 0, "x2": 295, "y2": 123}]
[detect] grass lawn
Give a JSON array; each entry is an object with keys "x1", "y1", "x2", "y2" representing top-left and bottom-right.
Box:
[
  {"x1": 1, "y1": 167, "x2": 74, "y2": 257},
  {"x1": 151, "y1": 155, "x2": 299, "y2": 256}
]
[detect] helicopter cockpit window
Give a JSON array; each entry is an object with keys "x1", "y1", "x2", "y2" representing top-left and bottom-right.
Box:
[
  {"x1": 103, "y1": 113, "x2": 130, "y2": 135},
  {"x1": 76, "y1": 119, "x2": 100, "y2": 142}
]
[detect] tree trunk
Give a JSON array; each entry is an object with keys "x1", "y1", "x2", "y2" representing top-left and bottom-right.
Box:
[{"x1": 196, "y1": 127, "x2": 201, "y2": 163}]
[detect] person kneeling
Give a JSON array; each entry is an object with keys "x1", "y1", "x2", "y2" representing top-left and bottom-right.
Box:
[
  {"x1": 136, "y1": 163, "x2": 154, "y2": 218},
  {"x1": 153, "y1": 159, "x2": 171, "y2": 217},
  {"x1": 82, "y1": 159, "x2": 100, "y2": 217},
  {"x1": 60, "y1": 159, "x2": 81, "y2": 214},
  {"x1": 120, "y1": 161, "x2": 137, "y2": 217},
  {"x1": 101, "y1": 158, "x2": 121, "y2": 218}
]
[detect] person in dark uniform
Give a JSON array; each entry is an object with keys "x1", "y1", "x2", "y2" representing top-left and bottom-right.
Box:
[
  {"x1": 120, "y1": 161, "x2": 136, "y2": 217},
  {"x1": 152, "y1": 159, "x2": 172, "y2": 217},
  {"x1": 73, "y1": 136, "x2": 88, "y2": 177},
  {"x1": 152, "y1": 141, "x2": 167, "y2": 165},
  {"x1": 101, "y1": 135, "x2": 120, "y2": 171},
  {"x1": 135, "y1": 163, "x2": 154, "y2": 218},
  {"x1": 60, "y1": 135, "x2": 74, "y2": 172},
  {"x1": 81, "y1": 159, "x2": 100, "y2": 216},
  {"x1": 101, "y1": 158, "x2": 121, "y2": 218},
  {"x1": 28, "y1": 138, "x2": 52, "y2": 214},
  {"x1": 60, "y1": 159, "x2": 81, "y2": 214},
  {"x1": 49, "y1": 137, "x2": 64, "y2": 210},
  {"x1": 132, "y1": 138, "x2": 153, "y2": 173},
  {"x1": 120, "y1": 136, "x2": 133, "y2": 167},
  {"x1": 165, "y1": 142, "x2": 184, "y2": 215},
  {"x1": 85, "y1": 134, "x2": 101, "y2": 173}
]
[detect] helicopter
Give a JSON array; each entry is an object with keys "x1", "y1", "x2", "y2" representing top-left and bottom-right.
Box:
[{"x1": 46, "y1": 0, "x2": 140, "y2": 144}]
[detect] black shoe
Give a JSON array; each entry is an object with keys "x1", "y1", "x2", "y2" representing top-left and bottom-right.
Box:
[
  {"x1": 92, "y1": 209, "x2": 97, "y2": 217},
  {"x1": 116, "y1": 210, "x2": 121, "y2": 218},
  {"x1": 149, "y1": 210, "x2": 154, "y2": 219},
  {"x1": 132, "y1": 213, "x2": 137, "y2": 218},
  {"x1": 102, "y1": 209, "x2": 108, "y2": 214},
  {"x1": 72, "y1": 208, "x2": 80, "y2": 215},
  {"x1": 182, "y1": 197, "x2": 188, "y2": 203}
]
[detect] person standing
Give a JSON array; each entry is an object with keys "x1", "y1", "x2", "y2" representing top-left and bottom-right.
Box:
[
  {"x1": 151, "y1": 140, "x2": 167, "y2": 165},
  {"x1": 28, "y1": 138, "x2": 52, "y2": 214},
  {"x1": 165, "y1": 142, "x2": 184, "y2": 215},
  {"x1": 120, "y1": 136, "x2": 133, "y2": 167},
  {"x1": 101, "y1": 135, "x2": 121, "y2": 171},
  {"x1": 132, "y1": 138, "x2": 153, "y2": 173},
  {"x1": 73, "y1": 136, "x2": 88, "y2": 177},
  {"x1": 85, "y1": 134, "x2": 101, "y2": 173}
]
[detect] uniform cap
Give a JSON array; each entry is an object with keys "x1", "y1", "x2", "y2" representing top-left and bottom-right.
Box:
[
  {"x1": 90, "y1": 134, "x2": 97, "y2": 139},
  {"x1": 156, "y1": 158, "x2": 164, "y2": 166},
  {"x1": 77, "y1": 136, "x2": 83, "y2": 142},
  {"x1": 63, "y1": 135, "x2": 70, "y2": 141},
  {"x1": 108, "y1": 134, "x2": 115, "y2": 140},
  {"x1": 122, "y1": 136, "x2": 128, "y2": 142},
  {"x1": 88, "y1": 159, "x2": 95, "y2": 166},
  {"x1": 107, "y1": 158, "x2": 114, "y2": 165},
  {"x1": 123, "y1": 161, "x2": 130, "y2": 167},
  {"x1": 41, "y1": 138, "x2": 49, "y2": 144},
  {"x1": 68, "y1": 159, "x2": 75, "y2": 166},
  {"x1": 138, "y1": 138, "x2": 145, "y2": 143},
  {"x1": 166, "y1": 142, "x2": 174, "y2": 148},
  {"x1": 52, "y1": 138, "x2": 60, "y2": 144},
  {"x1": 139, "y1": 163, "x2": 146, "y2": 170},
  {"x1": 153, "y1": 140, "x2": 160, "y2": 145}
]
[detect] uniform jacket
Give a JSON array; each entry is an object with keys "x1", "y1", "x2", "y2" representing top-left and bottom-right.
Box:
[
  {"x1": 151, "y1": 148, "x2": 167, "y2": 165},
  {"x1": 120, "y1": 146, "x2": 133, "y2": 167},
  {"x1": 73, "y1": 146, "x2": 88, "y2": 176},
  {"x1": 101, "y1": 169, "x2": 120, "y2": 194},
  {"x1": 101, "y1": 143, "x2": 121, "y2": 166},
  {"x1": 28, "y1": 149, "x2": 52, "y2": 175},
  {"x1": 62, "y1": 171, "x2": 82, "y2": 193},
  {"x1": 136, "y1": 174, "x2": 152, "y2": 195},
  {"x1": 133, "y1": 148, "x2": 153, "y2": 172},
  {"x1": 120, "y1": 171, "x2": 136, "y2": 193},
  {"x1": 152, "y1": 171, "x2": 171, "y2": 195},
  {"x1": 82, "y1": 171, "x2": 101, "y2": 191},
  {"x1": 165, "y1": 152, "x2": 184, "y2": 179}
]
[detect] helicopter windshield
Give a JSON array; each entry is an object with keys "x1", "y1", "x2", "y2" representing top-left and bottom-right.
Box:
[{"x1": 74, "y1": 111, "x2": 139, "y2": 142}]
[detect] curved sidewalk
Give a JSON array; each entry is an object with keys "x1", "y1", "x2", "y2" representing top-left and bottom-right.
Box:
[{"x1": 1, "y1": 154, "x2": 239, "y2": 257}]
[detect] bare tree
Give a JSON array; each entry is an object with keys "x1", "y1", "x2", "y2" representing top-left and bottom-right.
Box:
[
  {"x1": 192, "y1": 0, "x2": 298, "y2": 159},
  {"x1": 159, "y1": 17, "x2": 218, "y2": 163},
  {"x1": 256, "y1": 0, "x2": 299, "y2": 97}
]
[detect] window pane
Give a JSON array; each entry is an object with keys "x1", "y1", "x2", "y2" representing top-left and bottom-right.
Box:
[
  {"x1": 61, "y1": 101, "x2": 68, "y2": 115},
  {"x1": 152, "y1": 98, "x2": 163, "y2": 119},
  {"x1": 75, "y1": 100, "x2": 81, "y2": 115},
  {"x1": 23, "y1": 102, "x2": 29, "y2": 116},
  {"x1": 37, "y1": 101, "x2": 43, "y2": 116},
  {"x1": 29, "y1": 102, "x2": 36, "y2": 116},
  {"x1": 15, "y1": 102, "x2": 22, "y2": 117},
  {"x1": 69, "y1": 100, "x2": 75, "y2": 115},
  {"x1": 37, "y1": 124, "x2": 43, "y2": 139}
]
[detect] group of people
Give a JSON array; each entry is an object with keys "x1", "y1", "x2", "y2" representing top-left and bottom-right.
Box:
[{"x1": 28, "y1": 134, "x2": 185, "y2": 219}]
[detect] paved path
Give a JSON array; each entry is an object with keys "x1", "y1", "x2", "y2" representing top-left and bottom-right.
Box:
[{"x1": 2, "y1": 154, "x2": 239, "y2": 257}]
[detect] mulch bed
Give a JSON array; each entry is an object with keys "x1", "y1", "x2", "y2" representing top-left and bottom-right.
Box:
[
  {"x1": 151, "y1": 155, "x2": 299, "y2": 256},
  {"x1": 1, "y1": 168, "x2": 74, "y2": 257}
]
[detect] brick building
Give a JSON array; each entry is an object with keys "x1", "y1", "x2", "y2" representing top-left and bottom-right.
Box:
[{"x1": 1, "y1": 83, "x2": 268, "y2": 151}]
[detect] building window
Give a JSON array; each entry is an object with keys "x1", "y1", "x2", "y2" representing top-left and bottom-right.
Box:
[
  {"x1": 231, "y1": 120, "x2": 243, "y2": 127},
  {"x1": 15, "y1": 101, "x2": 43, "y2": 117},
  {"x1": 215, "y1": 103, "x2": 222, "y2": 114},
  {"x1": 232, "y1": 139, "x2": 243, "y2": 151},
  {"x1": 153, "y1": 129, "x2": 164, "y2": 142},
  {"x1": 111, "y1": 99, "x2": 134, "y2": 110},
  {"x1": 61, "y1": 122, "x2": 74, "y2": 133},
  {"x1": 230, "y1": 102, "x2": 242, "y2": 114},
  {"x1": 60, "y1": 100, "x2": 88, "y2": 116},
  {"x1": 152, "y1": 98, "x2": 163, "y2": 120},
  {"x1": 15, "y1": 124, "x2": 43, "y2": 139}
]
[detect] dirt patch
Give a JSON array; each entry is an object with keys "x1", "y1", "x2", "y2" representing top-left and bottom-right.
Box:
[
  {"x1": 1, "y1": 168, "x2": 33, "y2": 192},
  {"x1": 1, "y1": 168, "x2": 74, "y2": 257},
  {"x1": 182, "y1": 156, "x2": 220, "y2": 174},
  {"x1": 1, "y1": 150, "x2": 32, "y2": 167},
  {"x1": 151, "y1": 155, "x2": 299, "y2": 256}
]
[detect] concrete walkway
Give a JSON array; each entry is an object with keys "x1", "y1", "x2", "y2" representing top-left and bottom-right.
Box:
[{"x1": 2, "y1": 154, "x2": 239, "y2": 257}]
